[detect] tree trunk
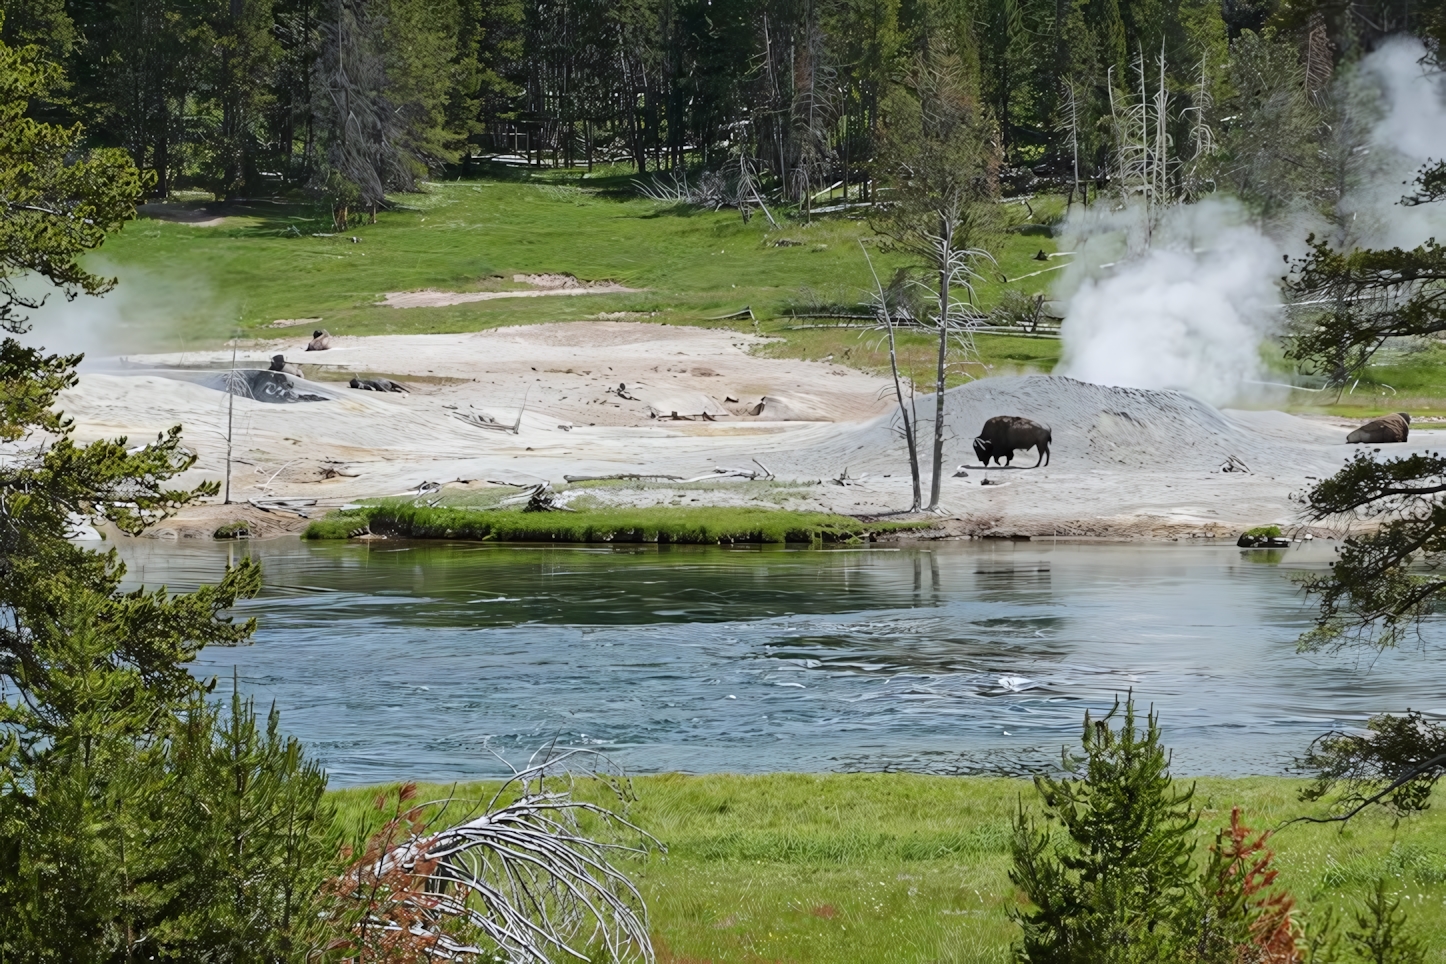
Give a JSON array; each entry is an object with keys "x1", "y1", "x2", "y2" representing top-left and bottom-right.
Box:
[
  {"x1": 928, "y1": 218, "x2": 953, "y2": 511},
  {"x1": 156, "y1": 99, "x2": 170, "y2": 199},
  {"x1": 887, "y1": 310, "x2": 921, "y2": 510},
  {"x1": 863, "y1": 241, "x2": 922, "y2": 510}
]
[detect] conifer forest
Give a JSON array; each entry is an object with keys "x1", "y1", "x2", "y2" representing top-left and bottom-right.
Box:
[{"x1": 8, "y1": 0, "x2": 1436, "y2": 212}]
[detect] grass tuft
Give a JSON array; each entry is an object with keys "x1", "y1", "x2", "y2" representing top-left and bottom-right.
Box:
[
  {"x1": 1243, "y1": 525, "x2": 1283, "y2": 537},
  {"x1": 303, "y1": 502, "x2": 922, "y2": 545}
]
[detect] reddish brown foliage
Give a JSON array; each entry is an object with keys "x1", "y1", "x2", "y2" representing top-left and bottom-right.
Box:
[
  {"x1": 326, "y1": 783, "x2": 459, "y2": 963},
  {"x1": 1209, "y1": 807, "x2": 1302, "y2": 964}
]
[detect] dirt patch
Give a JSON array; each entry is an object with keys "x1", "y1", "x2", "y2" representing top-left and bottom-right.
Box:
[
  {"x1": 382, "y1": 273, "x2": 639, "y2": 309},
  {"x1": 381, "y1": 285, "x2": 639, "y2": 309},
  {"x1": 513, "y1": 272, "x2": 620, "y2": 290},
  {"x1": 130, "y1": 502, "x2": 314, "y2": 540}
]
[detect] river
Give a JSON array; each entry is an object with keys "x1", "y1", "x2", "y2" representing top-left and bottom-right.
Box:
[{"x1": 114, "y1": 538, "x2": 1446, "y2": 786}]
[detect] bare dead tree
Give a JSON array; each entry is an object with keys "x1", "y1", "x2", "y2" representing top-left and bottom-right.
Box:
[
  {"x1": 861, "y1": 241, "x2": 922, "y2": 511},
  {"x1": 791, "y1": 12, "x2": 839, "y2": 219},
  {"x1": 336, "y1": 747, "x2": 660, "y2": 962},
  {"x1": 874, "y1": 44, "x2": 1000, "y2": 511},
  {"x1": 314, "y1": 0, "x2": 411, "y2": 230}
]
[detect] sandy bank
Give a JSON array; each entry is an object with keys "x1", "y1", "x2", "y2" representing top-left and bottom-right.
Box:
[{"x1": 63, "y1": 322, "x2": 1429, "y2": 540}]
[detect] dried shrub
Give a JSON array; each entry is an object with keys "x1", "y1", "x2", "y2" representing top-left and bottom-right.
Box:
[{"x1": 1201, "y1": 807, "x2": 1301, "y2": 963}]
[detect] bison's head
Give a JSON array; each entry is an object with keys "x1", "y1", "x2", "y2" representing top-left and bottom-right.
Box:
[{"x1": 972, "y1": 437, "x2": 992, "y2": 465}]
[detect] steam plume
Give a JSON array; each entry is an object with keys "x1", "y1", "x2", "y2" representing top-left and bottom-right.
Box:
[
  {"x1": 1350, "y1": 36, "x2": 1446, "y2": 249},
  {"x1": 1056, "y1": 200, "x2": 1282, "y2": 406}
]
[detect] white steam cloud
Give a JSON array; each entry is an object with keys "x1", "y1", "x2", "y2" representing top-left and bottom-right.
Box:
[
  {"x1": 1056, "y1": 35, "x2": 1446, "y2": 406},
  {"x1": 1350, "y1": 36, "x2": 1446, "y2": 249},
  {"x1": 14, "y1": 260, "x2": 223, "y2": 363},
  {"x1": 1056, "y1": 200, "x2": 1282, "y2": 407}
]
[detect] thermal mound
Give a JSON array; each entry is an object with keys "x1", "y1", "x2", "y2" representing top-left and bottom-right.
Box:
[
  {"x1": 795, "y1": 375, "x2": 1342, "y2": 477},
  {"x1": 778, "y1": 375, "x2": 1397, "y2": 539}
]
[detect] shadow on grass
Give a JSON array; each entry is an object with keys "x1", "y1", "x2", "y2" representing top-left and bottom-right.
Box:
[{"x1": 138, "y1": 196, "x2": 333, "y2": 236}]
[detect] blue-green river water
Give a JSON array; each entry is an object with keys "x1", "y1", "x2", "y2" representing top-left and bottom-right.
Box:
[{"x1": 114, "y1": 538, "x2": 1446, "y2": 786}]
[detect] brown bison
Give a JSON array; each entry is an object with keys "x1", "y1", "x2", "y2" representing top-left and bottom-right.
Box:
[
  {"x1": 973, "y1": 415, "x2": 1052, "y2": 467},
  {"x1": 269, "y1": 354, "x2": 303, "y2": 376},
  {"x1": 1346, "y1": 412, "x2": 1410, "y2": 444},
  {"x1": 305, "y1": 328, "x2": 332, "y2": 351}
]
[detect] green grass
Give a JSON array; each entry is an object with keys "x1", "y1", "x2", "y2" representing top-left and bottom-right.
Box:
[
  {"x1": 93, "y1": 175, "x2": 1446, "y2": 412},
  {"x1": 1260, "y1": 341, "x2": 1446, "y2": 418},
  {"x1": 1244, "y1": 525, "x2": 1283, "y2": 537},
  {"x1": 755, "y1": 326, "x2": 1063, "y2": 388},
  {"x1": 303, "y1": 502, "x2": 923, "y2": 544},
  {"x1": 328, "y1": 772, "x2": 1446, "y2": 963},
  {"x1": 93, "y1": 171, "x2": 1061, "y2": 365}
]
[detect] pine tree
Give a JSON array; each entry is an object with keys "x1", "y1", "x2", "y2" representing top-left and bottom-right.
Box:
[
  {"x1": 1348, "y1": 879, "x2": 1427, "y2": 964},
  {"x1": 201, "y1": 0, "x2": 281, "y2": 196},
  {"x1": 1010, "y1": 697, "x2": 1201, "y2": 962},
  {"x1": 0, "y1": 37, "x2": 337, "y2": 958}
]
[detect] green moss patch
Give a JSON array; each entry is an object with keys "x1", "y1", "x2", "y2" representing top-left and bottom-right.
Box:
[
  {"x1": 303, "y1": 503, "x2": 923, "y2": 545},
  {"x1": 212, "y1": 521, "x2": 251, "y2": 539},
  {"x1": 1243, "y1": 525, "x2": 1282, "y2": 537}
]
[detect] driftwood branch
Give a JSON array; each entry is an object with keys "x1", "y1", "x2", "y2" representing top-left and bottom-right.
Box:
[
  {"x1": 563, "y1": 473, "x2": 685, "y2": 483},
  {"x1": 342, "y1": 748, "x2": 660, "y2": 962}
]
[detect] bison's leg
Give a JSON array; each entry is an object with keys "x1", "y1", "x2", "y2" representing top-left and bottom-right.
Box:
[{"x1": 1034, "y1": 443, "x2": 1049, "y2": 467}]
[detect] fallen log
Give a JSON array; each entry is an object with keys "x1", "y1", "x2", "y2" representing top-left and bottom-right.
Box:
[
  {"x1": 563, "y1": 473, "x2": 686, "y2": 483},
  {"x1": 247, "y1": 498, "x2": 317, "y2": 517}
]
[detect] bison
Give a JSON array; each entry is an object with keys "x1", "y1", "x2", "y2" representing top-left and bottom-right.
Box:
[
  {"x1": 1346, "y1": 412, "x2": 1410, "y2": 444},
  {"x1": 305, "y1": 328, "x2": 332, "y2": 351},
  {"x1": 973, "y1": 415, "x2": 1052, "y2": 467}
]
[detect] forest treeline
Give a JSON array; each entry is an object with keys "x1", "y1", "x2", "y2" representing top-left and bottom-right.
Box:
[{"x1": 4, "y1": 0, "x2": 1442, "y2": 212}]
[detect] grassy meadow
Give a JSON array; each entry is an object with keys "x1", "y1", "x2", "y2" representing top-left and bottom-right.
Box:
[
  {"x1": 92, "y1": 169, "x2": 1446, "y2": 412},
  {"x1": 94, "y1": 167, "x2": 1066, "y2": 388},
  {"x1": 329, "y1": 772, "x2": 1446, "y2": 964}
]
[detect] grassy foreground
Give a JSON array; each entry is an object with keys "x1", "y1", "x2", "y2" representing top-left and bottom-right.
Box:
[
  {"x1": 330, "y1": 772, "x2": 1446, "y2": 964},
  {"x1": 303, "y1": 503, "x2": 919, "y2": 544}
]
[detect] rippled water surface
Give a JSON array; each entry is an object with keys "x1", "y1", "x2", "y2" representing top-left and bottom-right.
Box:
[{"x1": 114, "y1": 539, "x2": 1446, "y2": 785}]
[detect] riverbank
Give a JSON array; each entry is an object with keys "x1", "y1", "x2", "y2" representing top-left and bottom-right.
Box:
[
  {"x1": 329, "y1": 772, "x2": 1446, "y2": 963},
  {"x1": 61, "y1": 324, "x2": 1443, "y2": 543}
]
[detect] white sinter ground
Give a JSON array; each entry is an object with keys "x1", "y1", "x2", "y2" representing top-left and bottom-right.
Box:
[{"x1": 59, "y1": 322, "x2": 1428, "y2": 539}]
